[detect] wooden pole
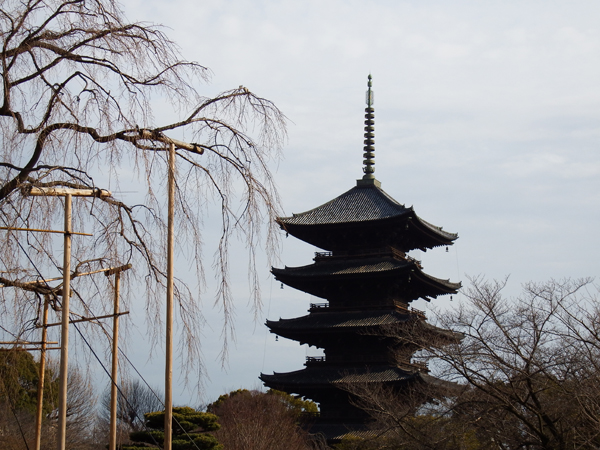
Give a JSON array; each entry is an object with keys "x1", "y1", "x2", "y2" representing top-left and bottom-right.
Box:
[
  {"x1": 29, "y1": 187, "x2": 111, "y2": 197},
  {"x1": 43, "y1": 312, "x2": 129, "y2": 328},
  {"x1": 109, "y1": 271, "x2": 121, "y2": 450},
  {"x1": 35, "y1": 296, "x2": 49, "y2": 450},
  {"x1": 24, "y1": 264, "x2": 132, "y2": 287},
  {"x1": 0, "y1": 226, "x2": 92, "y2": 236},
  {"x1": 57, "y1": 193, "x2": 72, "y2": 450},
  {"x1": 164, "y1": 143, "x2": 175, "y2": 450}
]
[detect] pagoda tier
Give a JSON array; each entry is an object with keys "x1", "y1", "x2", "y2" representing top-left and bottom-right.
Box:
[
  {"x1": 277, "y1": 182, "x2": 457, "y2": 252},
  {"x1": 265, "y1": 308, "x2": 459, "y2": 348},
  {"x1": 272, "y1": 254, "x2": 460, "y2": 305},
  {"x1": 261, "y1": 364, "x2": 445, "y2": 395},
  {"x1": 260, "y1": 365, "x2": 454, "y2": 422},
  {"x1": 261, "y1": 365, "x2": 424, "y2": 398}
]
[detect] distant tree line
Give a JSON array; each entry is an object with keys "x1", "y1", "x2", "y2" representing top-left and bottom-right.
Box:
[{"x1": 0, "y1": 351, "x2": 97, "y2": 449}]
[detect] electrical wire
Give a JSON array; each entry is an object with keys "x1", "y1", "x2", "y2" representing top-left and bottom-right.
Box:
[{"x1": 3, "y1": 197, "x2": 209, "y2": 450}]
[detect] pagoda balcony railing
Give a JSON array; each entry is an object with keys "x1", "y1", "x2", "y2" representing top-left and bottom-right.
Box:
[
  {"x1": 396, "y1": 302, "x2": 427, "y2": 319},
  {"x1": 411, "y1": 307, "x2": 426, "y2": 319},
  {"x1": 306, "y1": 356, "x2": 326, "y2": 363},
  {"x1": 314, "y1": 248, "x2": 422, "y2": 267},
  {"x1": 406, "y1": 255, "x2": 423, "y2": 268},
  {"x1": 308, "y1": 302, "x2": 426, "y2": 317},
  {"x1": 399, "y1": 359, "x2": 429, "y2": 372},
  {"x1": 309, "y1": 302, "x2": 329, "y2": 310},
  {"x1": 305, "y1": 355, "x2": 428, "y2": 371}
]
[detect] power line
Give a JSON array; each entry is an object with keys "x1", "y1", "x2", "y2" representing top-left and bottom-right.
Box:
[{"x1": 2, "y1": 195, "x2": 207, "y2": 450}]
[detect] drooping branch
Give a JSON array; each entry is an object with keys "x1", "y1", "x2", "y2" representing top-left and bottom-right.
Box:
[{"x1": 0, "y1": 0, "x2": 286, "y2": 383}]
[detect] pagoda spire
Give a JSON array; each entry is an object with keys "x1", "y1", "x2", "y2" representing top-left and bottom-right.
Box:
[{"x1": 362, "y1": 74, "x2": 376, "y2": 181}]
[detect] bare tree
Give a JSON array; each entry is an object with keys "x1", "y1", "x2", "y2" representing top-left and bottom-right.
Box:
[
  {"x1": 96, "y1": 378, "x2": 163, "y2": 446},
  {"x1": 339, "y1": 382, "x2": 472, "y2": 450},
  {"x1": 426, "y1": 278, "x2": 600, "y2": 450},
  {"x1": 208, "y1": 389, "x2": 317, "y2": 450},
  {"x1": 0, "y1": 351, "x2": 99, "y2": 450},
  {"x1": 342, "y1": 278, "x2": 600, "y2": 450},
  {"x1": 0, "y1": 0, "x2": 285, "y2": 373}
]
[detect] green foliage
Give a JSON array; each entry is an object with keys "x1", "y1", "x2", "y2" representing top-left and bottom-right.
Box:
[
  {"x1": 124, "y1": 406, "x2": 221, "y2": 450},
  {"x1": 206, "y1": 388, "x2": 250, "y2": 412},
  {"x1": 0, "y1": 350, "x2": 57, "y2": 416},
  {"x1": 267, "y1": 389, "x2": 319, "y2": 415},
  {"x1": 128, "y1": 429, "x2": 163, "y2": 445},
  {"x1": 207, "y1": 388, "x2": 318, "y2": 419},
  {"x1": 334, "y1": 429, "x2": 481, "y2": 450},
  {"x1": 144, "y1": 407, "x2": 219, "y2": 433}
]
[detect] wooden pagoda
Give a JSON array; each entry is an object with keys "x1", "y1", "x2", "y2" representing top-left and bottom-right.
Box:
[{"x1": 260, "y1": 76, "x2": 460, "y2": 441}]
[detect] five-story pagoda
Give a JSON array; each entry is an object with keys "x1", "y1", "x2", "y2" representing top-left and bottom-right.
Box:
[{"x1": 260, "y1": 76, "x2": 460, "y2": 440}]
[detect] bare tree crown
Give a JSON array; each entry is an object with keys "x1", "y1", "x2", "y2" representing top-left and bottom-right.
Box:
[{"x1": 0, "y1": 0, "x2": 286, "y2": 374}]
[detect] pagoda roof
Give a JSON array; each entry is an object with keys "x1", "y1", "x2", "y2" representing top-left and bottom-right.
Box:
[
  {"x1": 267, "y1": 309, "x2": 414, "y2": 330},
  {"x1": 279, "y1": 184, "x2": 410, "y2": 225},
  {"x1": 277, "y1": 183, "x2": 457, "y2": 251},
  {"x1": 274, "y1": 256, "x2": 412, "y2": 277},
  {"x1": 266, "y1": 309, "x2": 460, "y2": 346},
  {"x1": 307, "y1": 424, "x2": 375, "y2": 444},
  {"x1": 261, "y1": 364, "x2": 421, "y2": 388},
  {"x1": 267, "y1": 310, "x2": 454, "y2": 334},
  {"x1": 272, "y1": 256, "x2": 460, "y2": 301}
]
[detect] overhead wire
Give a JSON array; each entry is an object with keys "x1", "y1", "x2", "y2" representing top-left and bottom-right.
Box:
[{"x1": 2, "y1": 198, "x2": 207, "y2": 450}]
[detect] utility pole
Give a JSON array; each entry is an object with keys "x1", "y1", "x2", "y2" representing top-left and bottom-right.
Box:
[
  {"x1": 35, "y1": 296, "x2": 49, "y2": 450},
  {"x1": 29, "y1": 187, "x2": 111, "y2": 450},
  {"x1": 29, "y1": 265, "x2": 130, "y2": 450},
  {"x1": 107, "y1": 264, "x2": 132, "y2": 450},
  {"x1": 57, "y1": 192, "x2": 72, "y2": 450},
  {"x1": 164, "y1": 142, "x2": 175, "y2": 450},
  {"x1": 152, "y1": 136, "x2": 202, "y2": 448},
  {"x1": 28, "y1": 135, "x2": 199, "y2": 450}
]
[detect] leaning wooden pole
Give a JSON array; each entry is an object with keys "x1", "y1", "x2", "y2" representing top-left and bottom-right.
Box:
[
  {"x1": 164, "y1": 143, "x2": 175, "y2": 450},
  {"x1": 57, "y1": 193, "x2": 72, "y2": 450},
  {"x1": 109, "y1": 271, "x2": 122, "y2": 450},
  {"x1": 35, "y1": 295, "x2": 49, "y2": 450}
]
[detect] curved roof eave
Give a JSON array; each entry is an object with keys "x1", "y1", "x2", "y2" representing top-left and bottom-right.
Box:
[
  {"x1": 271, "y1": 257, "x2": 415, "y2": 278},
  {"x1": 412, "y1": 215, "x2": 458, "y2": 244},
  {"x1": 260, "y1": 365, "x2": 442, "y2": 387},
  {"x1": 412, "y1": 266, "x2": 462, "y2": 293},
  {"x1": 276, "y1": 184, "x2": 410, "y2": 226},
  {"x1": 271, "y1": 260, "x2": 461, "y2": 296},
  {"x1": 276, "y1": 183, "x2": 457, "y2": 246}
]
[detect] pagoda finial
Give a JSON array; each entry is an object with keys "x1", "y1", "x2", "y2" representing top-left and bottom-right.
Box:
[{"x1": 362, "y1": 74, "x2": 376, "y2": 182}]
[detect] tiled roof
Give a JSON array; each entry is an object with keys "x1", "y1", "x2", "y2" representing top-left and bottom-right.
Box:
[
  {"x1": 267, "y1": 310, "x2": 412, "y2": 330},
  {"x1": 278, "y1": 184, "x2": 410, "y2": 226},
  {"x1": 277, "y1": 183, "x2": 457, "y2": 242},
  {"x1": 308, "y1": 423, "x2": 376, "y2": 442},
  {"x1": 271, "y1": 256, "x2": 461, "y2": 294},
  {"x1": 261, "y1": 364, "x2": 420, "y2": 386},
  {"x1": 266, "y1": 310, "x2": 462, "y2": 348},
  {"x1": 273, "y1": 256, "x2": 413, "y2": 277}
]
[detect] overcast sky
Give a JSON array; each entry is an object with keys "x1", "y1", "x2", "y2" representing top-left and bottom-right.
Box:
[{"x1": 112, "y1": 0, "x2": 600, "y2": 405}]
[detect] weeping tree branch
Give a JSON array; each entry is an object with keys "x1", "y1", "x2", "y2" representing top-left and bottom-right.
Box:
[{"x1": 0, "y1": 0, "x2": 286, "y2": 384}]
